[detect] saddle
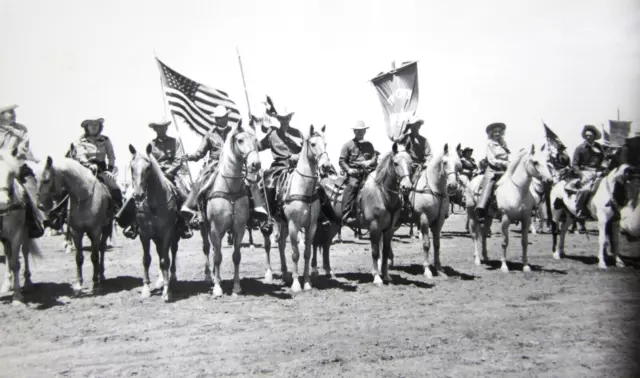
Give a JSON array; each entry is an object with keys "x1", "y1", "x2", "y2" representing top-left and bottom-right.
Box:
[{"x1": 320, "y1": 176, "x2": 347, "y2": 206}]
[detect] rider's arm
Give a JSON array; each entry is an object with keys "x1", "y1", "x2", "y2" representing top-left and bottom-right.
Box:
[
  {"x1": 165, "y1": 139, "x2": 185, "y2": 178},
  {"x1": 338, "y1": 142, "x2": 352, "y2": 172},
  {"x1": 188, "y1": 136, "x2": 210, "y2": 162},
  {"x1": 104, "y1": 137, "x2": 116, "y2": 171},
  {"x1": 257, "y1": 132, "x2": 271, "y2": 152},
  {"x1": 423, "y1": 138, "x2": 433, "y2": 166},
  {"x1": 487, "y1": 142, "x2": 508, "y2": 170},
  {"x1": 572, "y1": 146, "x2": 583, "y2": 169}
]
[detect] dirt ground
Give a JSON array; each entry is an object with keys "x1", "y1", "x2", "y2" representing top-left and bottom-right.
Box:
[{"x1": 0, "y1": 211, "x2": 639, "y2": 377}]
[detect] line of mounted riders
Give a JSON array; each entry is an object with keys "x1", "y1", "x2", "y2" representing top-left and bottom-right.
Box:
[{"x1": 0, "y1": 100, "x2": 639, "y2": 303}]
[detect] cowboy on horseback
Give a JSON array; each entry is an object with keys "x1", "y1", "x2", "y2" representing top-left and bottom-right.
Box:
[
  {"x1": 339, "y1": 120, "x2": 379, "y2": 225},
  {"x1": 459, "y1": 147, "x2": 477, "y2": 180},
  {"x1": 0, "y1": 104, "x2": 45, "y2": 238},
  {"x1": 70, "y1": 118, "x2": 123, "y2": 217},
  {"x1": 567, "y1": 125, "x2": 605, "y2": 220},
  {"x1": 402, "y1": 116, "x2": 432, "y2": 210},
  {"x1": 258, "y1": 104, "x2": 337, "y2": 222},
  {"x1": 620, "y1": 129, "x2": 640, "y2": 172},
  {"x1": 116, "y1": 119, "x2": 193, "y2": 239},
  {"x1": 474, "y1": 122, "x2": 510, "y2": 221},
  {"x1": 179, "y1": 105, "x2": 269, "y2": 225}
]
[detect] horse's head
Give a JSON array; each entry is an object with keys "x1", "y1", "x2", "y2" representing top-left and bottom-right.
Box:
[
  {"x1": 391, "y1": 141, "x2": 413, "y2": 193},
  {"x1": 128, "y1": 144, "x2": 152, "y2": 201},
  {"x1": 229, "y1": 120, "x2": 261, "y2": 175},
  {"x1": 306, "y1": 125, "x2": 332, "y2": 175},
  {"x1": 35, "y1": 155, "x2": 62, "y2": 212},
  {"x1": 0, "y1": 149, "x2": 22, "y2": 213},
  {"x1": 525, "y1": 144, "x2": 553, "y2": 184},
  {"x1": 440, "y1": 143, "x2": 463, "y2": 195}
]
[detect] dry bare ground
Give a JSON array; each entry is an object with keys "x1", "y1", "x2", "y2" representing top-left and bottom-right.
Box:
[{"x1": 0, "y1": 212, "x2": 639, "y2": 377}]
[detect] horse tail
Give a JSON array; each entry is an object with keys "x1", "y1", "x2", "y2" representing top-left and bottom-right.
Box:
[{"x1": 24, "y1": 239, "x2": 43, "y2": 259}]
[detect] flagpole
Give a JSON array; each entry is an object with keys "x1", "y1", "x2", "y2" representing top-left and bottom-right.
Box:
[
  {"x1": 155, "y1": 57, "x2": 194, "y2": 186},
  {"x1": 236, "y1": 46, "x2": 253, "y2": 123}
]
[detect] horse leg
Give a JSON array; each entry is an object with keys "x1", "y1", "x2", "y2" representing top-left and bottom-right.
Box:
[
  {"x1": 481, "y1": 218, "x2": 490, "y2": 262},
  {"x1": 140, "y1": 237, "x2": 152, "y2": 298},
  {"x1": 232, "y1": 226, "x2": 246, "y2": 296},
  {"x1": 467, "y1": 208, "x2": 481, "y2": 266},
  {"x1": 500, "y1": 215, "x2": 510, "y2": 273},
  {"x1": 21, "y1": 241, "x2": 33, "y2": 291},
  {"x1": 597, "y1": 216, "x2": 609, "y2": 270},
  {"x1": 420, "y1": 213, "x2": 433, "y2": 278},
  {"x1": 369, "y1": 222, "x2": 383, "y2": 286},
  {"x1": 278, "y1": 222, "x2": 289, "y2": 282},
  {"x1": 611, "y1": 220, "x2": 625, "y2": 268},
  {"x1": 381, "y1": 228, "x2": 393, "y2": 283},
  {"x1": 432, "y1": 223, "x2": 447, "y2": 278},
  {"x1": 302, "y1": 219, "x2": 318, "y2": 291},
  {"x1": 156, "y1": 239, "x2": 172, "y2": 302},
  {"x1": 1, "y1": 242, "x2": 12, "y2": 293},
  {"x1": 170, "y1": 237, "x2": 179, "y2": 283},
  {"x1": 311, "y1": 244, "x2": 319, "y2": 277},
  {"x1": 263, "y1": 226, "x2": 274, "y2": 283},
  {"x1": 99, "y1": 225, "x2": 110, "y2": 283},
  {"x1": 71, "y1": 231, "x2": 85, "y2": 294},
  {"x1": 200, "y1": 227, "x2": 212, "y2": 285},
  {"x1": 521, "y1": 216, "x2": 532, "y2": 272},
  {"x1": 210, "y1": 228, "x2": 224, "y2": 298},
  {"x1": 287, "y1": 220, "x2": 302, "y2": 292},
  {"x1": 88, "y1": 232, "x2": 103, "y2": 294},
  {"x1": 322, "y1": 239, "x2": 335, "y2": 278},
  {"x1": 8, "y1": 241, "x2": 24, "y2": 305},
  {"x1": 556, "y1": 215, "x2": 572, "y2": 259}
]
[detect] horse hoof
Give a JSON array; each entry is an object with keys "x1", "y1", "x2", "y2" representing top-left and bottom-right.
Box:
[
  {"x1": 212, "y1": 286, "x2": 223, "y2": 297},
  {"x1": 383, "y1": 275, "x2": 392, "y2": 283},
  {"x1": 65, "y1": 247, "x2": 74, "y2": 255},
  {"x1": 155, "y1": 277, "x2": 164, "y2": 290},
  {"x1": 311, "y1": 268, "x2": 319, "y2": 277},
  {"x1": 264, "y1": 271, "x2": 273, "y2": 284},
  {"x1": 0, "y1": 282, "x2": 12, "y2": 294},
  {"x1": 523, "y1": 265, "x2": 531, "y2": 273},
  {"x1": 11, "y1": 298, "x2": 26, "y2": 307},
  {"x1": 388, "y1": 259, "x2": 394, "y2": 268},
  {"x1": 500, "y1": 265, "x2": 509, "y2": 273},
  {"x1": 170, "y1": 276, "x2": 178, "y2": 284},
  {"x1": 163, "y1": 293, "x2": 171, "y2": 303},
  {"x1": 140, "y1": 285, "x2": 151, "y2": 299},
  {"x1": 326, "y1": 271, "x2": 336, "y2": 280},
  {"x1": 552, "y1": 251, "x2": 561, "y2": 260},
  {"x1": 598, "y1": 263, "x2": 608, "y2": 270},
  {"x1": 291, "y1": 281, "x2": 302, "y2": 293},
  {"x1": 373, "y1": 275, "x2": 383, "y2": 286},
  {"x1": 91, "y1": 285, "x2": 103, "y2": 295},
  {"x1": 303, "y1": 282, "x2": 312, "y2": 291},
  {"x1": 424, "y1": 269, "x2": 434, "y2": 279},
  {"x1": 616, "y1": 259, "x2": 626, "y2": 268},
  {"x1": 22, "y1": 281, "x2": 33, "y2": 293},
  {"x1": 205, "y1": 274, "x2": 213, "y2": 285},
  {"x1": 73, "y1": 283, "x2": 83, "y2": 295}
]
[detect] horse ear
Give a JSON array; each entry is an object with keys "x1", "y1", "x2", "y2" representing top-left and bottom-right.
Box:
[
  {"x1": 540, "y1": 143, "x2": 546, "y2": 152},
  {"x1": 456, "y1": 143, "x2": 461, "y2": 152},
  {"x1": 129, "y1": 144, "x2": 137, "y2": 155},
  {"x1": 146, "y1": 143, "x2": 153, "y2": 155},
  {"x1": 46, "y1": 156, "x2": 53, "y2": 168},
  {"x1": 309, "y1": 124, "x2": 315, "y2": 136},
  {"x1": 10, "y1": 146, "x2": 19, "y2": 157},
  {"x1": 444, "y1": 143, "x2": 449, "y2": 155},
  {"x1": 321, "y1": 124, "x2": 326, "y2": 133},
  {"x1": 237, "y1": 119, "x2": 244, "y2": 133},
  {"x1": 392, "y1": 142, "x2": 398, "y2": 154},
  {"x1": 530, "y1": 144, "x2": 535, "y2": 155}
]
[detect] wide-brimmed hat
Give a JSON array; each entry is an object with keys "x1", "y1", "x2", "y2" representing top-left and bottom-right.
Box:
[
  {"x1": 273, "y1": 106, "x2": 295, "y2": 120},
  {"x1": 486, "y1": 122, "x2": 506, "y2": 135},
  {"x1": 462, "y1": 147, "x2": 473, "y2": 154},
  {"x1": 406, "y1": 115, "x2": 424, "y2": 127},
  {"x1": 352, "y1": 120, "x2": 369, "y2": 130},
  {"x1": 148, "y1": 119, "x2": 172, "y2": 128},
  {"x1": 212, "y1": 105, "x2": 231, "y2": 119},
  {"x1": 581, "y1": 125, "x2": 601, "y2": 140},
  {"x1": 0, "y1": 104, "x2": 18, "y2": 114},
  {"x1": 81, "y1": 118, "x2": 104, "y2": 128}
]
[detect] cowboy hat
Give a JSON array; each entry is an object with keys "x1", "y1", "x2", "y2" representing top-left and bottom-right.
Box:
[
  {"x1": 0, "y1": 104, "x2": 18, "y2": 114},
  {"x1": 351, "y1": 120, "x2": 369, "y2": 130},
  {"x1": 406, "y1": 115, "x2": 424, "y2": 127},
  {"x1": 148, "y1": 119, "x2": 172, "y2": 128},
  {"x1": 273, "y1": 106, "x2": 295, "y2": 120},
  {"x1": 462, "y1": 147, "x2": 473, "y2": 154},
  {"x1": 81, "y1": 118, "x2": 105, "y2": 128},
  {"x1": 627, "y1": 122, "x2": 640, "y2": 140},
  {"x1": 212, "y1": 105, "x2": 231, "y2": 119},
  {"x1": 485, "y1": 122, "x2": 506, "y2": 135},
  {"x1": 581, "y1": 124, "x2": 602, "y2": 140}
]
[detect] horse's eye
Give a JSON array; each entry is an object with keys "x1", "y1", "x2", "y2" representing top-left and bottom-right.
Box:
[
  {"x1": 311, "y1": 143, "x2": 316, "y2": 147},
  {"x1": 533, "y1": 161, "x2": 539, "y2": 166},
  {"x1": 394, "y1": 162, "x2": 399, "y2": 166},
  {"x1": 238, "y1": 139, "x2": 244, "y2": 144}
]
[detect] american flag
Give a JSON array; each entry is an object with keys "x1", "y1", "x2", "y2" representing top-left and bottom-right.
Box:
[
  {"x1": 543, "y1": 123, "x2": 564, "y2": 156},
  {"x1": 156, "y1": 58, "x2": 241, "y2": 136}
]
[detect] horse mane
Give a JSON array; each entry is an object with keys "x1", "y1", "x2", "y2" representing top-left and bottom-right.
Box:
[
  {"x1": 497, "y1": 149, "x2": 528, "y2": 186},
  {"x1": 136, "y1": 151, "x2": 172, "y2": 190},
  {"x1": 0, "y1": 151, "x2": 21, "y2": 172},
  {"x1": 218, "y1": 124, "x2": 258, "y2": 164},
  {"x1": 374, "y1": 151, "x2": 394, "y2": 178}
]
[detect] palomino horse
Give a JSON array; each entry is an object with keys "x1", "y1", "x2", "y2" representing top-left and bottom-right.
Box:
[
  {"x1": 0, "y1": 150, "x2": 42, "y2": 304},
  {"x1": 549, "y1": 164, "x2": 631, "y2": 269},
  {"x1": 273, "y1": 125, "x2": 332, "y2": 292},
  {"x1": 357, "y1": 142, "x2": 413, "y2": 285},
  {"x1": 128, "y1": 144, "x2": 182, "y2": 302},
  {"x1": 203, "y1": 122, "x2": 261, "y2": 297},
  {"x1": 36, "y1": 147, "x2": 113, "y2": 294},
  {"x1": 408, "y1": 143, "x2": 462, "y2": 278},
  {"x1": 466, "y1": 145, "x2": 553, "y2": 272}
]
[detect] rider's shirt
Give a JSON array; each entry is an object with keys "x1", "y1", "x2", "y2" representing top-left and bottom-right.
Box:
[
  {"x1": 572, "y1": 141, "x2": 604, "y2": 170},
  {"x1": 339, "y1": 138, "x2": 377, "y2": 177},
  {"x1": 189, "y1": 126, "x2": 230, "y2": 165},
  {"x1": 150, "y1": 135, "x2": 184, "y2": 178},
  {"x1": 406, "y1": 134, "x2": 432, "y2": 166},
  {"x1": 0, "y1": 122, "x2": 36, "y2": 162},
  {"x1": 258, "y1": 126, "x2": 303, "y2": 163},
  {"x1": 73, "y1": 134, "x2": 115, "y2": 170},
  {"x1": 486, "y1": 139, "x2": 510, "y2": 171}
]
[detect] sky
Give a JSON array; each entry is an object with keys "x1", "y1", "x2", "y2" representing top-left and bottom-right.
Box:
[{"x1": 2, "y1": 0, "x2": 639, "y2": 183}]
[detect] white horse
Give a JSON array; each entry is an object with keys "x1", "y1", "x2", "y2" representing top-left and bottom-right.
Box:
[
  {"x1": 550, "y1": 164, "x2": 631, "y2": 269},
  {"x1": 466, "y1": 145, "x2": 553, "y2": 272},
  {"x1": 620, "y1": 173, "x2": 640, "y2": 239}
]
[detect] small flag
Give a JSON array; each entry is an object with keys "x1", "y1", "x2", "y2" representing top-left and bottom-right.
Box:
[
  {"x1": 602, "y1": 124, "x2": 611, "y2": 146},
  {"x1": 156, "y1": 58, "x2": 241, "y2": 136},
  {"x1": 543, "y1": 123, "x2": 564, "y2": 155},
  {"x1": 608, "y1": 120, "x2": 632, "y2": 147}
]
